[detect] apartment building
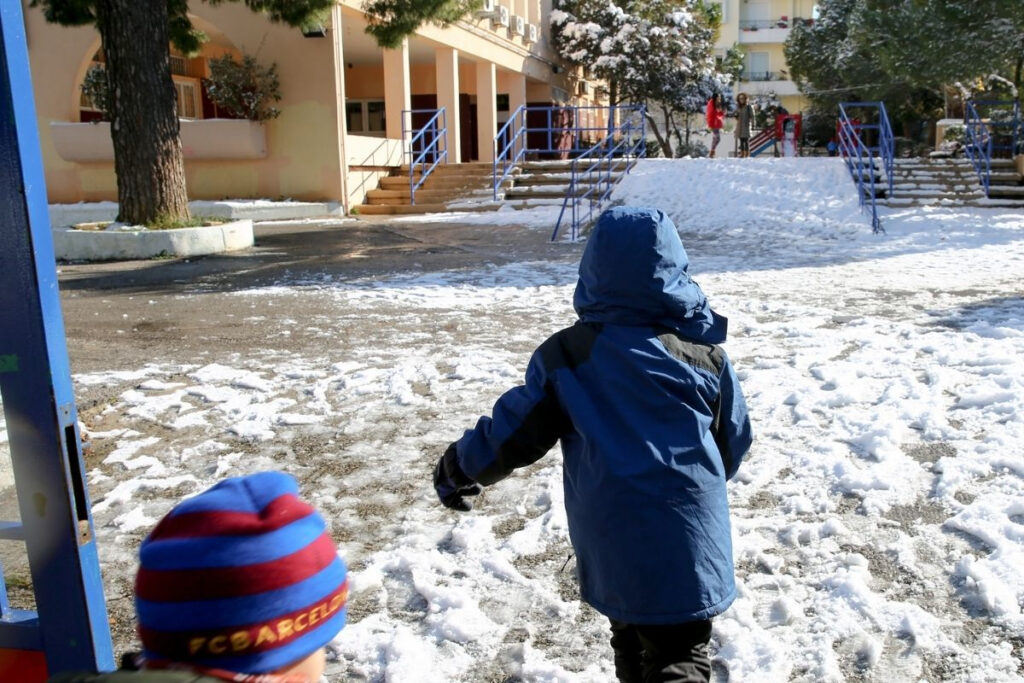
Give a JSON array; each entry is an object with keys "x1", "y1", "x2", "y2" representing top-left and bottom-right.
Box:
[
  {"x1": 23, "y1": 0, "x2": 599, "y2": 210},
  {"x1": 712, "y1": 0, "x2": 817, "y2": 114}
]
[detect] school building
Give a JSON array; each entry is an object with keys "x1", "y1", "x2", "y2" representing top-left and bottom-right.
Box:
[
  {"x1": 712, "y1": 0, "x2": 815, "y2": 114},
  {"x1": 21, "y1": 0, "x2": 603, "y2": 212}
]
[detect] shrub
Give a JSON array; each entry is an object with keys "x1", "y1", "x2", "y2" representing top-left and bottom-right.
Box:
[
  {"x1": 675, "y1": 140, "x2": 708, "y2": 158},
  {"x1": 205, "y1": 54, "x2": 282, "y2": 122},
  {"x1": 643, "y1": 139, "x2": 662, "y2": 158},
  {"x1": 81, "y1": 65, "x2": 111, "y2": 121}
]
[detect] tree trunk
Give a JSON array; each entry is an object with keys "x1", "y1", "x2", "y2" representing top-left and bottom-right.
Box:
[
  {"x1": 95, "y1": 0, "x2": 190, "y2": 226},
  {"x1": 645, "y1": 111, "x2": 671, "y2": 158}
]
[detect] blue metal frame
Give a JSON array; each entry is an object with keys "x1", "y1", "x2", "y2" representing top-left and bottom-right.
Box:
[
  {"x1": 0, "y1": 2, "x2": 114, "y2": 675},
  {"x1": 838, "y1": 102, "x2": 894, "y2": 234},
  {"x1": 493, "y1": 104, "x2": 643, "y2": 200},
  {"x1": 402, "y1": 108, "x2": 448, "y2": 205},
  {"x1": 964, "y1": 99, "x2": 1021, "y2": 197},
  {"x1": 552, "y1": 105, "x2": 646, "y2": 241}
]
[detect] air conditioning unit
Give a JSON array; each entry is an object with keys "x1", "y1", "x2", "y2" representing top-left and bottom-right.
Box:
[
  {"x1": 475, "y1": 0, "x2": 495, "y2": 15},
  {"x1": 577, "y1": 80, "x2": 589, "y2": 96},
  {"x1": 492, "y1": 5, "x2": 510, "y2": 28},
  {"x1": 512, "y1": 15, "x2": 526, "y2": 36},
  {"x1": 526, "y1": 23, "x2": 539, "y2": 43}
]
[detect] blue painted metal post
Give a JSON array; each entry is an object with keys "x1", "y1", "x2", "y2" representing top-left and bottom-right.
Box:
[{"x1": 0, "y1": 1, "x2": 115, "y2": 677}]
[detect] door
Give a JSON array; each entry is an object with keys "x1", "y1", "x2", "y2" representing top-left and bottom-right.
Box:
[
  {"x1": 746, "y1": 52, "x2": 770, "y2": 81},
  {"x1": 745, "y1": 0, "x2": 771, "y2": 27}
]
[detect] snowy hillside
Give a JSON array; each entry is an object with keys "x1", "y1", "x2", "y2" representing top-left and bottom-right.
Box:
[{"x1": 3, "y1": 157, "x2": 1023, "y2": 681}]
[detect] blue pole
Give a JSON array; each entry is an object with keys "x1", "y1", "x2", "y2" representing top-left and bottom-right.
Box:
[{"x1": 0, "y1": 1, "x2": 114, "y2": 675}]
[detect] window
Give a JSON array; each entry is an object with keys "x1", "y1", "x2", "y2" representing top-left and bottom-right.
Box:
[
  {"x1": 346, "y1": 99, "x2": 386, "y2": 136},
  {"x1": 170, "y1": 55, "x2": 189, "y2": 76},
  {"x1": 175, "y1": 79, "x2": 200, "y2": 119}
]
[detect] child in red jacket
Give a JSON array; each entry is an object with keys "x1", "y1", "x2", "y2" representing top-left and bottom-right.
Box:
[{"x1": 705, "y1": 93, "x2": 726, "y2": 158}]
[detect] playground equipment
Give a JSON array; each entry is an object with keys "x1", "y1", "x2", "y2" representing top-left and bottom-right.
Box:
[
  {"x1": 0, "y1": 3, "x2": 115, "y2": 679},
  {"x1": 747, "y1": 112, "x2": 803, "y2": 157},
  {"x1": 837, "y1": 101, "x2": 895, "y2": 234}
]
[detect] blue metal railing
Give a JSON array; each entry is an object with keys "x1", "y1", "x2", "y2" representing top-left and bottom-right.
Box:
[
  {"x1": 492, "y1": 104, "x2": 644, "y2": 200},
  {"x1": 402, "y1": 108, "x2": 447, "y2": 205},
  {"x1": 964, "y1": 99, "x2": 1021, "y2": 197},
  {"x1": 964, "y1": 100, "x2": 993, "y2": 196},
  {"x1": 838, "y1": 102, "x2": 894, "y2": 234},
  {"x1": 1, "y1": 1, "x2": 115, "y2": 676},
  {"x1": 553, "y1": 105, "x2": 646, "y2": 241}
]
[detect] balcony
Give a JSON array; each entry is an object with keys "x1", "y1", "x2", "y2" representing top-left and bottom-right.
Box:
[
  {"x1": 738, "y1": 17, "x2": 814, "y2": 44},
  {"x1": 739, "y1": 72, "x2": 800, "y2": 97},
  {"x1": 50, "y1": 119, "x2": 268, "y2": 164}
]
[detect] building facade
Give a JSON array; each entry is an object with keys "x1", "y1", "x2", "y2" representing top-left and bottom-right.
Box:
[
  {"x1": 713, "y1": 0, "x2": 816, "y2": 114},
  {"x1": 23, "y1": 0, "x2": 600, "y2": 210}
]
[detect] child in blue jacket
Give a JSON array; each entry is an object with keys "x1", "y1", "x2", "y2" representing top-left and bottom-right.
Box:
[{"x1": 434, "y1": 206, "x2": 753, "y2": 683}]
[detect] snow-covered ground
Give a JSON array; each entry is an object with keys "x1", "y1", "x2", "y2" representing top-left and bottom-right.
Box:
[{"x1": 3, "y1": 158, "x2": 1024, "y2": 681}]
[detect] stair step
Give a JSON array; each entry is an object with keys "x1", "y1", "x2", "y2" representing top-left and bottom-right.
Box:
[
  {"x1": 354, "y1": 202, "x2": 501, "y2": 215},
  {"x1": 987, "y1": 185, "x2": 1024, "y2": 197}
]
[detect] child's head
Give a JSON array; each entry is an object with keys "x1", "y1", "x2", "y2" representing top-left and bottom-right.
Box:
[
  {"x1": 737, "y1": 92, "x2": 748, "y2": 106},
  {"x1": 134, "y1": 471, "x2": 347, "y2": 677},
  {"x1": 712, "y1": 93, "x2": 725, "y2": 108},
  {"x1": 573, "y1": 206, "x2": 727, "y2": 343}
]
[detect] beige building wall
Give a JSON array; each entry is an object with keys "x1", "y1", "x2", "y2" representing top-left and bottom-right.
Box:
[{"x1": 715, "y1": 0, "x2": 816, "y2": 114}]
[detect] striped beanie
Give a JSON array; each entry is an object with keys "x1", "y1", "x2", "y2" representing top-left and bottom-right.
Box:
[{"x1": 134, "y1": 471, "x2": 347, "y2": 674}]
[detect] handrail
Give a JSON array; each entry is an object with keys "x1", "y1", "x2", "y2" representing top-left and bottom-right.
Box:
[
  {"x1": 492, "y1": 104, "x2": 645, "y2": 200},
  {"x1": 402, "y1": 108, "x2": 448, "y2": 205},
  {"x1": 493, "y1": 105, "x2": 528, "y2": 200},
  {"x1": 963, "y1": 100, "x2": 992, "y2": 196},
  {"x1": 838, "y1": 102, "x2": 889, "y2": 234},
  {"x1": 878, "y1": 101, "x2": 895, "y2": 197},
  {"x1": 552, "y1": 105, "x2": 646, "y2": 241}
]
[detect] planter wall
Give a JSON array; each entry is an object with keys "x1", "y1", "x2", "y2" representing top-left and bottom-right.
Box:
[
  {"x1": 52, "y1": 219, "x2": 254, "y2": 261},
  {"x1": 50, "y1": 119, "x2": 268, "y2": 163}
]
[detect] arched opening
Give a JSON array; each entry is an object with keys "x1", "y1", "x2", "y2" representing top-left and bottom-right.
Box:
[{"x1": 73, "y1": 14, "x2": 244, "y2": 123}]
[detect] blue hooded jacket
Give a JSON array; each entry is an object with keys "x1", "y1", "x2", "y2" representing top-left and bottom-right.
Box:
[{"x1": 455, "y1": 206, "x2": 753, "y2": 623}]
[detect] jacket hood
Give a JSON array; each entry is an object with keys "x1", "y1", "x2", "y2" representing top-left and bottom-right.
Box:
[{"x1": 573, "y1": 207, "x2": 728, "y2": 343}]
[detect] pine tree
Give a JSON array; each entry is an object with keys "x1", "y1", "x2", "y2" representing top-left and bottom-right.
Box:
[{"x1": 550, "y1": 0, "x2": 730, "y2": 157}]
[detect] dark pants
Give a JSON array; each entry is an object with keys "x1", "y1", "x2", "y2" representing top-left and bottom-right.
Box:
[
  {"x1": 609, "y1": 618, "x2": 713, "y2": 683},
  {"x1": 738, "y1": 137, "x2": 749, "y2": 154}
]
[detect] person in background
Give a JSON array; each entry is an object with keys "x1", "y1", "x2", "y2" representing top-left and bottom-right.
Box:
[
  {"x1": 434, "y1": 206, "x2": 754, "y2": 683},
  {"x1": 49, "y1": 471, "x2": 348, "y2": 683},
  {"x1": 705, "y1": 93, "x2": 726, "y2": 158},
  {"x1": 735, "y1": 93, "x2": 754, "y2": 158}
]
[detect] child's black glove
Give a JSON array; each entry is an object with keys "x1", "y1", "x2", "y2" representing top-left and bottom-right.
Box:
[{"x1": 434, "y1": 443, "x2": 483, "y2": 511}]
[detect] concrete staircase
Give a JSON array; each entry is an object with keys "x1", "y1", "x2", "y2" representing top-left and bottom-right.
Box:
[
  {"x1": 354, "y1": 162, "x2": 502, "y2": 215},
  {"x1": 354, "y1": 158, "x2": 632, "y2": 215},
  {"x1": 877, "y1": 157, "x2": 1024, "y2": 208},
  {"x1": 500, "y1": 159, "x2": 631, "y2": 209}
]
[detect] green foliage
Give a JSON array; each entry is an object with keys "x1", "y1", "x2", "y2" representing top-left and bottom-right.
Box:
[
  {"x1": 363, "y1": 0, "x2": 480, "y2": 48},
  {"x1": 205, "y1": 54, "x2": 282, "y2": 121},
  {"x1": 786, "y1": 0, "x2": 1024, "y2": 126},
  {"x1": 31, "y1": 0, "x2": 335, "y2": 51},
  {"x1": 80, "y1": 64, "x2": 111, "y2": 120},
  {"x1": 943, "y1": 125, "x2": 965, "y2": 143}
]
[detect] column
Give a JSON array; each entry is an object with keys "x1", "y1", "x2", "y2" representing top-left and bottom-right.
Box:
[
  {"x1": 383, "y1": 39, "x2": 411, "y2": 141},
  {"x1": 435, "y1": 46, "x2": 461, "y2": 163},
  {"x1": 330, "y1": 4, "x2": 350, "y2": 211},
  {"x1": 476, "y1": 60, "x2": 497, "y2": 162},
  {"x1": 507, "y1": 72, "x2": 527, "y2": 114}
]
